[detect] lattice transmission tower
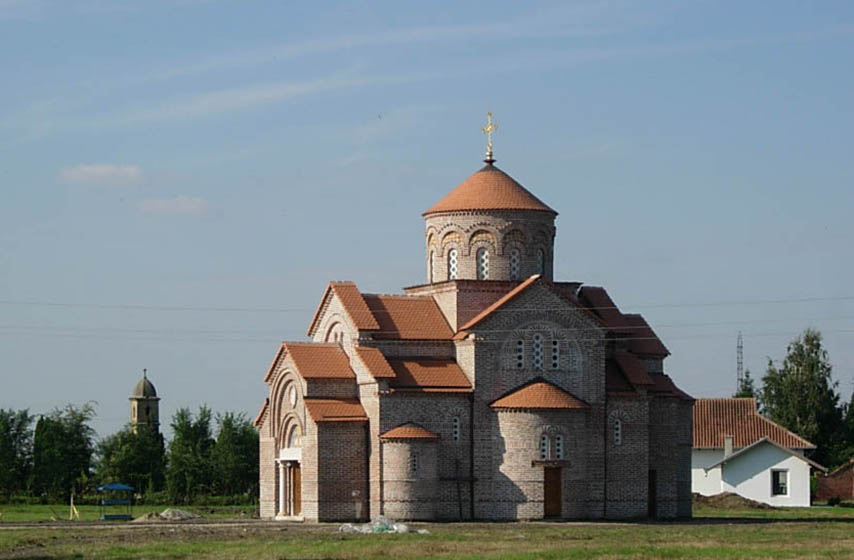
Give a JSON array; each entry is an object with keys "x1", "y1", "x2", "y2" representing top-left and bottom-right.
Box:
[{"x1": 736, "y1": 331, "x2": 744, "y2": 392}]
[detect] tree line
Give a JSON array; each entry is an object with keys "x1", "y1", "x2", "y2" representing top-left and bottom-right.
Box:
[
  {"x1": 0, "y1": 405, "x2": 258, "y2": 504},
  {"x1": 735, "y1": 328, "x2": 854, "y2": 468}
]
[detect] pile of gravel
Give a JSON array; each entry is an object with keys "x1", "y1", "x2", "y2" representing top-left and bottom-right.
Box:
[{"x1": 693, "y1": 492, "x2": 772, "y2": 509}]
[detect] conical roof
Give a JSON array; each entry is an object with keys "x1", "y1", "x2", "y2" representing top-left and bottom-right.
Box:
[
  {"x1": 423, "y1": 163, "x2": 556, "y2": 216},
  {"x1": 131, "y1": 375, "x2": 157, "y2": 398}
]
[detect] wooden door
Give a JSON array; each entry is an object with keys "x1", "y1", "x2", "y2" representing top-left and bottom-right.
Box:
[
  {"x1": 544, "y1": 467, "x2": 562, "y2": 518},
  {"x1": 293, "y1": 465, "x2": 302, "y2": 516},
  {"x1": 647, "y1": 469, "x2": 657, "y2": 519}
]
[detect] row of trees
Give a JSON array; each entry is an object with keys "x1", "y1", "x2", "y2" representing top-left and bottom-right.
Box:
[
  {"x1": 0, "y1": 405, "x2": 258, "y2": 504},
  {"x1": 736, "y1": 328, "x2": 854, "y2": 468}
]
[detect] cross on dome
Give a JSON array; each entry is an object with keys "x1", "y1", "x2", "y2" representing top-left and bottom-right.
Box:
[{"x1": 482, "y1": 111, "x2": 498, "y2": 164}]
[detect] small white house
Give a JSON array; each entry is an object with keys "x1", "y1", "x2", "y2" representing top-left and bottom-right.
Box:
[{"x1": 692, "y1": 398, "x2": 826, "y2": 507}]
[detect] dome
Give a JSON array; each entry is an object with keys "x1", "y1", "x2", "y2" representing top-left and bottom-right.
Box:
[
  {"x1": 131, "y1": 375, "x2": 157, "y2": 398},
  {"x1": 423, "y1": 163, "x2": 556, "y2": 216}
]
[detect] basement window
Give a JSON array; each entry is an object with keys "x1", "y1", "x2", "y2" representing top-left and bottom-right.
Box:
[{"x1": 771, "y1": 470, "x2": 788, "y2": 496}]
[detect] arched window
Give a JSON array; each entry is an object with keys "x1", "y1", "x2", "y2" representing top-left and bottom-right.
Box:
[
  {"x1": 614, "y1": 419, "x2": 622, "y2": 446},
  {"x1": 286, "y1": 424, "x2": 301, "y2": 448},
  {"x1": 533, "y1": 334, "x2": 544, "y2": 370},
  {"x1": 515, "y1": 339, "x2": 524, "y2": 369},
  {"x1": 287, "y1": 383, "x2": 297, "y2": 407},
  {"x1": 448, "y1": 249, "x2": 458, "y2": 280},
  {"x1": 536, "y1": 248, "x2": 545, "y2": 275},
  {"x1": 555, "y1": 435, "x2": 564, "y2": 459},
  {"x1": 410, "y1": 452, "x2": 420, "y2": 475},
  {"x1": 452, "y1": 417, "x2": 461, "y2": 442},
  {"x1": 428, "y1": 250, "x2": 435, "y2": 282},
  {"x1": 551, "y1": 340, "x2": 560, "y2": 370},
  {"x1": 540, "y1": 434, "x2": 550, "y2": 460},
  {"x1": 509, "y1": 248, "x2": 521, "y2": 280},
  {"x1": 476, "y1": 248, "x2": 489, "y2": 280}
]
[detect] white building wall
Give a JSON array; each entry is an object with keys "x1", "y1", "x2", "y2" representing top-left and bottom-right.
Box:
[
  {"x1": 720, "y1": 444, "x2": 812, "y2": 507},
  {"x1": 691, "y1": 449, "x2": 724, "y2": 495}
]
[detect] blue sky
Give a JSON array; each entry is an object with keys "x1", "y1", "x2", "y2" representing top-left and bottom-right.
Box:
[{"x1": 2, "y1": 0, "x2": 853, "y2": 439}]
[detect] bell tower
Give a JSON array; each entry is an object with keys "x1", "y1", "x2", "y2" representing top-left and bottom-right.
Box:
[{"x1": 129, "y1": 369, "x2": 160, "y2": 433}]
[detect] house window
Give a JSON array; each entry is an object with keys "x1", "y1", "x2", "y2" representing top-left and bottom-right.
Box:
[
  {"x1": 515, "y1": 340, "x2": 524, "y2": 369},
  {"x1": 772, "y1": 470, "x2": 788, "y2": 496},
  {"x1": 448, "y1": 249, "x2": 458, "y2": 280},
  {"x1": 509, "y1": 249, "x2": 521, "y2": 280},
  {"x1": 452, "y1": 417, "x2": 460, "y2": 442},
  {"x1": 551, "y1": 340, "x2": 560, "y2": 369},
  {"x1": 476, "y1": 248, "x2": 489, "y2": 280},
  {"x1": 555, "y1": 435, "x2": 564, "y2": 459},
  {"x1": 540, "y1": 434, "x2": 550, "y2": 460},
  {"x1": 536, "y1": 248, "x2": 545, "y2": 275},
  {"x1": 533, "y1": 334, "x2": 544, "y2": 370},
  {"x1": 410, "y1": 452, "x2": 420, "y2": 476},
  {"x1": 614, "y1": 419, "x2": 622, "y2": 446}
]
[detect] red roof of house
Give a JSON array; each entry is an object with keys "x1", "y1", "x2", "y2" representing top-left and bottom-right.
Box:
[
  {"x1": 649, "y1": 374, "x2": 693, "y2": 401},
  {"x1": 576, "y1": 286, "x2": 631, "y2": 332},
  {"x1": 304, "y1": 399, "x2": 367, "y2": 423},
  {"x1": 363, "y1": 294, "x2": 454, "y2": 340},
  {"x1": 614, "y1": 352, "x2": 655, "y2": 386},
  {"x1": 622, "y1": 314, "x2": 670, "y2": 357},
  {"x1": 285, "y1": 342, "x2": 356, "y2": 379},
  {"x1": 307, "y1": 281, "x2": 380, "y2": 337},
  {"x1": 491, "y1": 380, "x2": 588, "y2": 410},
  {"x1": 693, "y1": 398, "x2": 815, "y2": 449},
  {"x1": 388, "y1": 359, "x2": 472, "y2": 391},
  {"x1": 423, "y1": 164, "x2": 556, "y2": 216},
  {"x1": 380, "y1": 423, "x2": 440, "y2": 440},
  {"x1": 354, "y1": 346, "x2": 396, "y2": 378},
  {"x1": 456, "y1": 275, "x2": 541, "y2": 335}
]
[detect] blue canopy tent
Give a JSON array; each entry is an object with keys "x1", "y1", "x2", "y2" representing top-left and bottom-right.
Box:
[{"x1": 97, "y1": 483, "x2": 134, "y2": 520}]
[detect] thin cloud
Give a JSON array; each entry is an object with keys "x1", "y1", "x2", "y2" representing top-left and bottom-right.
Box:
[
  {"x1": 137, "y1": 196, "x2": 208, "y2": 215},
  {"x1": 59, "y1": 163, "x2": 141, "y2": 186}
]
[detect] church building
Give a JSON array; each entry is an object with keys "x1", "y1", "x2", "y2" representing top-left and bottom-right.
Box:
[{"x1": 255, "y1": 118, "x2": 694, "y2": 521}]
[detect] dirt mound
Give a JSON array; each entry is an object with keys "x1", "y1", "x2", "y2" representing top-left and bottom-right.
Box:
[
  {"x1": 131, "y1": 512, "x2": 162, "y2": 523},
  {"x1": 693, "y1": 492, "x2": 772, "y2": 509},
  {"x1": 132, "y1": 509, "x2": 201, "y2": 523}
]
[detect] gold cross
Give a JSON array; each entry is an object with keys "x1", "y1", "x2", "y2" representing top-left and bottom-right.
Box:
[{"x1": 482, "y1": 111, "x2": 498, "y2": 161}]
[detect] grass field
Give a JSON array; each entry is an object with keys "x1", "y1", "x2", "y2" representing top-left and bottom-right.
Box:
[
  {"x1": 0, "y1": 504, "x2": 255, "y2": 523},
  {"x1": 1, "y1": 506, "x2": 854, "y2": 559}
]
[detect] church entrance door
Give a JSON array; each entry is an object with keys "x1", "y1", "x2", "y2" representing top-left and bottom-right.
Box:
[
  {"x1": 292, "y1": 464, "x2": 302, "y2": 516},
  {"x1": 544, "y1": 467, "x2": 562, "y2": 518},
  {"x1": 647, "y1": 469, "x2": 657, "y2": 519}
]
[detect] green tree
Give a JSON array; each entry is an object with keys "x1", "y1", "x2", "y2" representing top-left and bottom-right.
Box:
[
  {"x1": 31, "y1": 403, "x2": 96, "y2": 501},
  {"x1": 97, "y1": 425, "x2": 166, "y2": 494},
  {"x1": 760, "y1": 329, "x2": 843, "y2": 466},
  {"x1": 211, "y1": 412, "x2": 259, "y2": 498},
  {"x1": 0, "y1": 408, "x2": 34, "y2": 500},
  {"x1": 734, "y1": 369, "x2": 758, "y2": 401},
  {"x1": 166, "y1": 406, "x2": 214, "y2": 503}
]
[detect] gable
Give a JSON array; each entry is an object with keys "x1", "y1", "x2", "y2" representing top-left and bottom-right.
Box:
[
  {"x1": 694, "y1": 398, "x2": 815, "y2": 449},
  {"x1": 307, "y1": 281, "x2": 379, "y2": 338}
]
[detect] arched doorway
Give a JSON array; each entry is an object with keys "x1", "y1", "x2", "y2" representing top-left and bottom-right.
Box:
[{"x1": 277, "y1": 423, "x2": 302, "y2": 518}]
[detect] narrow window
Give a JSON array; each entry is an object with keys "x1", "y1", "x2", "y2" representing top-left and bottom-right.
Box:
[
  {"x1": 772, "y1": 470, "x2": 788, "y2": 495},
  {"x1": 448, "y1": 249, "x2": 458, "y2": 280},
  {"x1": 410, "y1": 452, "x2": 420, "y2": 476},
  {"x1": 509, "y1": 249, "x2": 521, "y2": 280},
  {"x1": 452, "y1": 417, "x2": 460, "y2": 442},
  {"x1": 533, "y1": 334, "x2": 544, "y2": 370},
  {"x1": 614, "y1": 419, "x2": 622, "y2": 446},
  {"x1": 428, "y1": 250, "x2": 435, "y2": 282},
  {"x1": 515, "y1": 339, "x2": 524, "y2": 369},
  {"x1": 555, "y1": 435, "x2": 564, "y2": 459},
  {"x1": 536, "y1": 248, "x2": 545, "y2": 275},
  {"x1": 551, "y1": 340, "x2": 560, "y2": 369},
  {"x1": 540, "y1": 434, "x2": 550, "y2": 460},
  {"x1": 476, "y1": 248, "x2": 489, "y2": 280}
]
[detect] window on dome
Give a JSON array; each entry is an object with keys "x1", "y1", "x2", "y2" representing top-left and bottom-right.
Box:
[
  {"x1": 533, "y1": 334, "x2": 544, "y2": 370},
  {"x1": 515, "y1": 339, "x2": 524, "y2": 369},
  {"x1": 509, "y1": 249, "x2": 521, "y2": 280},
  {"x1": 410, "y1": 452, "x2": 420, "y2": 476},
  {"x1": 448, "y1": 249, "x2": 458, "y2": 280},
  {"x1": 476, "y1": 248, "x2": 489, "y2": 280},
  {"x1": 536, "y1": 248, "x2": 545, "y2": 275}
]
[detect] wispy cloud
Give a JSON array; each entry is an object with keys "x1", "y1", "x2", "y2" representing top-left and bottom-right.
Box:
[
  {"x1": 137, "y1": 195, "x2": 208, "y2": 215},
  {"x1": 59, "y1": 163, "x2": 142, "y2": 186}
]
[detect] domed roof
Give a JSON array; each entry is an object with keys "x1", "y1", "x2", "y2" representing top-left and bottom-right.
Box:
[
  {"x1": 131, "y1": 375, "x2": 157, "y2": 398},
  {"x1": 423, "y1": 163, "x2": 556, "y2": 216}
]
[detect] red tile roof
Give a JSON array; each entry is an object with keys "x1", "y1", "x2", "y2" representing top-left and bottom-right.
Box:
[
  {"x1": 307, "y1": 281, "x2": 379, "y2": 337},
  {"x1": 693, "y1": 398, "x2": 815, "y2": 449},
  {"x1": 285, "y1": 342, "x2": 356, "y2": 379},
  {"x1": 354, "y1": 346, "x2": 396, "y2": 379},
  {"x1": 380, "y1": 423, "x2": 440, "y2": 440},
  {"x1": 304, "y1": 399, "x2": 367, "y2": 423},
  {"x1": 263, "y1": 343, "x2": 288, "y2": 383},
  {"x1": 622, "y1": 314, "x2": 670, "y2": 357},
  {"x1": 253, "y1": 400, "x2": 269, "y2": 428},
  {"x1": 363, "y1": 294, "x2": 454, "y2": 340},
  {"x1": 456, "y1": 275, "x2": 541, "y2": 335},
  {"x1": 388, "y1": 359, "x2": 472, "y2": 391},
  {"x1": 576, "y1": 286, "x2": 632, "y2": 332},
  {"x1": 605, "y1": 359, "x2": 635, "y2": 393},
  {"x1": 649, "y1": 374, "x2": 693, "y2": 401},
  {"x1": 491, "y1": 380, "x2": 588, "y2": 410},
  {"x1": 614, "y1": 353, "x2": 655, "y2": 386},
  {"x1": 423, "y1": 164, "x2": 557, "y2": 216}
]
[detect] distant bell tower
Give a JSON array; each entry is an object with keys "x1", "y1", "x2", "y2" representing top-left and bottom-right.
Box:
[{"x1": 129, "y1": 369, "x2": 160, "y2": 433}]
